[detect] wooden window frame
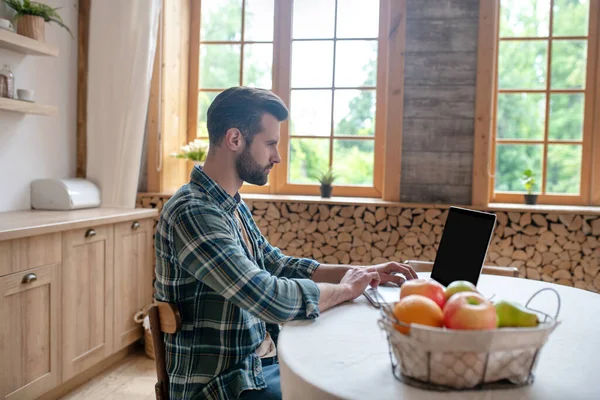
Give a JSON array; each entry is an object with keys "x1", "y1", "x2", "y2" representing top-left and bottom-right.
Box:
[
  {"x1": 181, "y1": 0, "x2": 406, "y2": 200},
  {"x1": 473, "y1": 0, "x2": 600, "y2": 206}
]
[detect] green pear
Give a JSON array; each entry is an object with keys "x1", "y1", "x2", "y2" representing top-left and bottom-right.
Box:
[{"x1": 494, "y1": 300, "x2": 539, "y2": 328}]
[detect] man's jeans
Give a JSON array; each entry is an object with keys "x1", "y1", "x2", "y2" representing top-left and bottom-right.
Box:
[{"x1": 239, "y1": 357, "x2": 281, "y2": 400}]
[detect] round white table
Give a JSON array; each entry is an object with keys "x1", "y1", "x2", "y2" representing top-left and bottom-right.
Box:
[{"x1": 278, "y1": 273, "x2": 600, "y2": 400}]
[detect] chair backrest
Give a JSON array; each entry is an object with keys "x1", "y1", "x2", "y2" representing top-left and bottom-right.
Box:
[
  {"x1": 149, "y1": 301, "x2": 182, "y2": 400},
  {"x1": 404, "y1": 260, "x2": 519, "y2": 278}
]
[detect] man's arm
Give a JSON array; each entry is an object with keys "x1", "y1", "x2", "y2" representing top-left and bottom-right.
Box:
[
  {"x1": 173, "y1": 206, "x2": 320, "y2": 324},
  {"x1": 256, "y1": 229, "x2": 321, "y2": 279},
  {"x1": 311, "y1": 264, "x2": 352, "y2": 283},
  {"x1": 172, "y1": 206, "x2": 378, "y2": 322},
  {"x1": 312, "y1": 262, "x2": 419, "y2": 285},
  {"x1": 316, "y1": 267, "x2": 380, "y2": 312}
]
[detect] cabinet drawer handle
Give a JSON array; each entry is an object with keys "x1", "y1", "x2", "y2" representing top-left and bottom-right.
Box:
[
  {"x1": 131, "y1": 221, "x2": 140, "y2": 230},
  {"x1": 85, "y1": 229, "x2": 96, "y2": 238},
  {"x1": 22, "y1": 273, "x2": 37, "y2": 284}
]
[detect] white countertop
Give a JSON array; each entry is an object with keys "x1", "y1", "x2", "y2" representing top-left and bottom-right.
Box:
[{"x1": 0, "y1": 207, "x2": 158, "y2": 241}]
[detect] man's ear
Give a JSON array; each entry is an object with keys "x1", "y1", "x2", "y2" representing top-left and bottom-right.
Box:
[{"x1": 224, "y1": 128, "x2": 244, "y2": 152}]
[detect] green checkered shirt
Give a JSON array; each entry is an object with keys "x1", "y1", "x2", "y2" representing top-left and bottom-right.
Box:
[{"x1": 154, "y1": 166, "x2": 321, "y2": 399}]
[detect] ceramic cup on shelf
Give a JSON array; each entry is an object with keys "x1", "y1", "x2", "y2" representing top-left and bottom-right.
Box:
[
  {"x1": 17, "y1": 89, "x2": 34, "y2": 102},
  {"x1": 0, "y1": 18, "x2": 13, "y2": 31}
]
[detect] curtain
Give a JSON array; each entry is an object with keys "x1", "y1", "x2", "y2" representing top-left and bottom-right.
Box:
[{"x1": 86, "y1": 0, "x2": 161, "y2": 207}]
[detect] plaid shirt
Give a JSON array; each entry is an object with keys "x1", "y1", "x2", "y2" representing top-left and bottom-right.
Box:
[{"x1": 154, "y1": 166, "x2": 321, "y2": 399}]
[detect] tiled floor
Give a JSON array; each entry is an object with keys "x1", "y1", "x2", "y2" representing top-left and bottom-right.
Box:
[{"x1": 60, "y1": 351, "x2": 156, "y2": 399}]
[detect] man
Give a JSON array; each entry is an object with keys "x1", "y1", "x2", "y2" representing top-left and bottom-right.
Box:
[{"x1": 154, "y1": 86, "x2": 418, "y2": 400}]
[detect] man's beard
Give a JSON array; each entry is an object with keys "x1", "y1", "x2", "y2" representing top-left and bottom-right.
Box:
[{"x1": 236, "y1": 146, "x2": 272, "y2": 186}]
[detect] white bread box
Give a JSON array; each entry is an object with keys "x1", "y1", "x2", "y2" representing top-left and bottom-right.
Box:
[{"x1": 31, "y1": 178, "x2": 101, "y2": 210}]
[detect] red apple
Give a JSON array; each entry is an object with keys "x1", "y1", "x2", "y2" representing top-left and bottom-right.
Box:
[
  {"x1": 444, "y1": 280, "x2": 478, "y2": 301},
  {"x1": 400, "y1": 278, "x2": 446, "y2": 309},
  {"x1": 443, "y1": 292, "x2": 497, "y2": 330}
]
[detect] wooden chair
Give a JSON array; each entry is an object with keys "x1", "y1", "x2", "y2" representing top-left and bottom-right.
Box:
[
  {"x1": 404, "y1": 260, "x2": 519, "y2": 278},
  {"x1": 148, "y1": 301, "x2": 182, "y2": 400}
]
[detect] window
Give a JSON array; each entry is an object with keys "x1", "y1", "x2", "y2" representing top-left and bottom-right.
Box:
[
  {"x1": 188, "y1": 0, "x2": 388, "y2": 197},
  {"x1": 193, "y1": 0, "x2": 275, "y2": 138},
  {"x1": 489, "y1": 0, "x2": 600, "y2": 205}
]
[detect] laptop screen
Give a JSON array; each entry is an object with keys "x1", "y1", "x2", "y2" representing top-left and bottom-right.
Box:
[{"x1": 430, "y1": 207, "x2": 497, "y2": 287}]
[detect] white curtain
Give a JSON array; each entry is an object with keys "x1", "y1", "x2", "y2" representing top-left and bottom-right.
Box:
[{"x1": 86, "y1": 0, "x2": 161, "y2": 208}]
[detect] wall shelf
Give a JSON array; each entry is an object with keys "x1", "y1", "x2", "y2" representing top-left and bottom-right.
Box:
[
  {"x1": 0, "y1": 29, "x2": 58, "y2": 57},
  {"x1": 0, "y1": 97, "x2": 57, "y2": 116}
]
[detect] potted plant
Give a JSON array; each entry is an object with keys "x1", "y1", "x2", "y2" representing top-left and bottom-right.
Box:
[
  {"x1": 2, "y1": 0, "x2": 73, "y2": 41},
  {"x1": 170, "y1": 138, "x2": 209, "y2": 166},
  {"x1": 314, "y1": 167, "x2": 336, "y2": 198},
  {"x1": 521, "y1": 169, "x2": 537, "y2": 205}
]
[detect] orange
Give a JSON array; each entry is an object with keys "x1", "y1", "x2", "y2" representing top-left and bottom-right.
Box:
[{"x1": 392, "y1": 295, "x2": 444, "y2": 335}]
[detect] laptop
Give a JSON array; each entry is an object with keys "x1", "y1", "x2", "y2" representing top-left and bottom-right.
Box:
[
  {"x1": 363, "y1": 206, "x2": 496, "y2": 307},
  {"x1": 430, "y1": 206, "x2": 497, "y2": 287}
]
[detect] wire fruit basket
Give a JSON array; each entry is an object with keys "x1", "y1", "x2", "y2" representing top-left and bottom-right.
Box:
[{"x1": 377, "y1": 288, "x2": 561, "y2": 391}]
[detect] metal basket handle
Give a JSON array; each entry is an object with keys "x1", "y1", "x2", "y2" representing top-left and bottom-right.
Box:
[
  {"x1": 371, "y1": 288, "x2": 413, "y2": 330},
  {"x1": 524, "y1": 287, "x2": 561, "y2": 321}
]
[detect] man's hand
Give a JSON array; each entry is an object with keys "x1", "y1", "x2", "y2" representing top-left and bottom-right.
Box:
[
  {"x1": 366, "y1": 262, "x2": 418, "y2": 287},
  {"x1": 340, "y1": 267, "x2": 381, "y2": 301}
]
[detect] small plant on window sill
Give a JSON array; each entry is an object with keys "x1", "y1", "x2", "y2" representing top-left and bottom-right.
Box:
[
  {"x1": 170, "y1": 139, "x2": 209, "y2": 166},
  {"x1": 313, "y1": 167, "x2": 336, "y2": 198},
  {"x1": 520, "y1": 169, "x2": 537, "y2": 205}
]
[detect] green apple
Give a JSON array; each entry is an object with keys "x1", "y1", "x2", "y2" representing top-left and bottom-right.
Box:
[{"x1": 444, "y1": 280, "x2": 478, "y2": 301}]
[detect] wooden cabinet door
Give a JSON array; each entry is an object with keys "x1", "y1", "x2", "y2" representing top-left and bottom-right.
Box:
[
  {"x1": 0, "y1": 264, "x2": 60, "y2": 400},
  {"x1": 61, "y1": 225, "x2": 114, "y2": 381},
  {"x1": 114, "y1": 219, "x2": 154, "y2": 350}
]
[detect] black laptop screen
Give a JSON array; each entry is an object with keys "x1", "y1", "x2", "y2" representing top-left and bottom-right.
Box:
[{"x1": 430, "y1": 207, "x2": 497, "y2": 287}]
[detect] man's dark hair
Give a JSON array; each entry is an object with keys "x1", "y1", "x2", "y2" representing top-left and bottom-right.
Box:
[{"x1": 206, "y1": 87, "x2": 289, "y2": 147}]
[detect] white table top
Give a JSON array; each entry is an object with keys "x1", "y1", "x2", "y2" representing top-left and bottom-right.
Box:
[{"x1": 278, "y1": 273, "x2": 600, "y2": 400}]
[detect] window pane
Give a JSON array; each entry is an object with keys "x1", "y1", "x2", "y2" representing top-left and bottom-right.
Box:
[
  {"x1": 546, "y1": 144, "x2": 581, "y2": 194},
  {"x1": 496, "y1": 93, "x2": 545, "y2": 140},
  {"x1": 292, "y1": 0, "x2": 335, "y2": 39},
  {"x1": 336, "y1": 0, "x2": 379, "y2": 38},
  {"x1": 335, "y1": 41, "x2": 377, "y2": 87},
  {"x1": 243, "y1": 44, "x2": 272, "y2": 88},
  {"x1": 245, "y1": 0, "x2": 274, "y2": 41},
  {"x1": 201, "y1": 0, "x2": 242, "y2": 41},
  {"x1": 289, "y1": 138, "x2": 330, "y2": 184},
  {"x1": 291, "y1": 41, "x2": 334, "y2": 88},
  {"x1": 553, "y1": 0, "x2": 589, "y2": 37},
  {"x1": 495, "y1": 144, "x2": 543, "y2": 192},
  {"x1": 498, "y1": 41, "x2": 547, "y2": 89},
  {"x1": 551, "y1": 40, "x2": 587, "y2": 89},
  {"x1": 333, "y1": 140, "x2": 374, "y2": 186},
  {"x1": 200, "y1": 44, "x2": 241, "y2": 88},
  {"x1": 290, "y1": 90, "x2": 332, "y2": 137},
  {"x1": 500, "y1": 0, "x2": 550, "y2": 38},
  {"x1": 197, "y1": 91, "x2": 220, "y2": 137},
  {"x1": 549, "y1": 93, "x2": 584, "y2": 140},
  {"x1": 334, "y1": 90, "x2": 375, "y2": 136}
]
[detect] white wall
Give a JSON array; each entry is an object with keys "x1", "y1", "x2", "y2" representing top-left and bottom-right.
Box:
[{"x1": 0, "y1": 0, "x2": 78, "y2": 212}]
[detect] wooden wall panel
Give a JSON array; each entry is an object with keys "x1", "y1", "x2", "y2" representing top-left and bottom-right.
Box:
[
  {"x1": 401, "y1": 152, "x2": 473, "y2": 186},
  {"x1": 399, "y1": 183, "x2": 472, "y2": 205},
  {"x1": 401, "y1": 0, "x2": 479, "y2": 204},
  {"x1": 402, "y1": 119, "x2": 474, "y2": 153},
  {"x1": 405, "y1": 19, "x2": 478, "y2": 52},
  {"x1": 406, "y1": 0, "x2": 479, "y2": 19},
  {"x1": 403, "y1": 52, "x2": 477, "y2": 87},
  {"x1": 402, "y1": 86, "x2": 476, "y2": 120}
]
